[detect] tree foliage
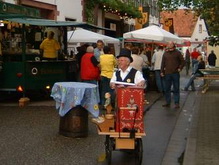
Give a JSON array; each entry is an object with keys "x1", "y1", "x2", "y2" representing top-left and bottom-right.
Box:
[
  {"x1": 85, "y1": 0, "x2": 141, "y2": 24},
  {"x1": 158, "y1": 0, "x2": 219, "y2": 46}
]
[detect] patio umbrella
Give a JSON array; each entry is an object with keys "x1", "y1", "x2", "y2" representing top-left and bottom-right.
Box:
[{"x1": 123, "y1": 25, "x2": 182, "y2": 44}]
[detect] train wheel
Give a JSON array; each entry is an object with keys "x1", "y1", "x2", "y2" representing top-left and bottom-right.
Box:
[{"x1": 135, "y1": 138, "x2": 143, "y2": 165}]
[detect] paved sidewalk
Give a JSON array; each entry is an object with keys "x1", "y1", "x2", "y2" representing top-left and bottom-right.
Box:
[
  {"x1": 1, "y1": 72, "x2": 218, "y2": 164},
  {"x1": 183, "y1": 82, "x2": 219, "y2": 165},
  {"x1": 161, "y1": 71, "x2": 219, "y2": 165},
  {"x1": 0, "y1": 91, "x2": 162, "y2": 165}
]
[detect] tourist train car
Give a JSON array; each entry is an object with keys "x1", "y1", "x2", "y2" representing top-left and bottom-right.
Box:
[{"x1": 0, "y1": 1, "x2": 106, "y2": 96}]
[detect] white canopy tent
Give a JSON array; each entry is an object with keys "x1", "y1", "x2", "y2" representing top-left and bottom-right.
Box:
[
  {"x1": 123, "y1": 25, "x2": 182, "y2": 44},
  {"x1": 68, "y1": 28, "x2": 120, "y2": 44},
  {"x1": 68, "y1": 28, "x2": 120, "y2": 55}
]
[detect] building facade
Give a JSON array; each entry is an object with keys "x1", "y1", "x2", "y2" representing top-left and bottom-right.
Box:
[
  {"x1": 191, "y1": 16, "x2": 209, "y2": 44},
  {"x1": 2, "y1": 0, "x2": 83, "y2": 21},
  {"x1": 2, "y1": 0, "x2": 159, "y2": 37},
  {"x1": 84, "y1": 0, "x2": 160, "y2": 37}
]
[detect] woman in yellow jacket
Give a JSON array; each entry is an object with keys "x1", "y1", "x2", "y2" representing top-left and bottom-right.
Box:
[
  {"x1": 40, "y1": 31, "x2": 60, "y2": 60},
  {"x1": 99, "y1": 46, "x2": 116, "y2": 106}
]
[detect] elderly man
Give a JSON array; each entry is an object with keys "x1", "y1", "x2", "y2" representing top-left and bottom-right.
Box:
[
  {"x1": 110, "y1": 48, "x2": 146, "y2": 89},
  {"x1": 161, "y1": 41, "x2": 185, "y2": 109},
  {"x1": 80, "y1": 46, "x2": 100, "y2": 85}
]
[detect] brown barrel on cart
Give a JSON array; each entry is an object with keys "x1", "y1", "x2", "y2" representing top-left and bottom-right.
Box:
[{"x1": 59, "y1": 105, "x2": 88, "y2": 138}]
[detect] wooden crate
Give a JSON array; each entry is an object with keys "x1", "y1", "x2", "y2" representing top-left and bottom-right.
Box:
[{"x1": 115, "y1": 138, "x2": 135, "y2": 149}]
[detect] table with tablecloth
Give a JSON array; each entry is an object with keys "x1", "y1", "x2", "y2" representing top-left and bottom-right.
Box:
[
  {"x1": 199, "y1": 67, "x2": 219, "y2": 93},
  {"x1": 50, "y1": 82, "x2": 100, "y2": 117}
]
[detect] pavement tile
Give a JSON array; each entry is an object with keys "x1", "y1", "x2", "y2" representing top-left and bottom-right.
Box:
[
  {"x1": 184, "y1": 83, "x2": 219, "y2": 165},
  {"x1": 1, "y1": 71, "x2": 219, "y2": 164}
]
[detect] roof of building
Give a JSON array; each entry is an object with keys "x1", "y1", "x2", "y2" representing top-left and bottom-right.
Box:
[
  {"x1": 160, "y1": 9, "x2": 198, "y2": 37},
  {"x1": 6, "y1": 18, "x2": 112, "y2": 31}
]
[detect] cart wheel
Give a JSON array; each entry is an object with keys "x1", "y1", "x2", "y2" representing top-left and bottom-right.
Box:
[
  {"x1": 135, "y1": 138, "x2": 143, "y2": 165},
  {"x1": 105, "y1": 135, "x2": 113, "y2": 165}
]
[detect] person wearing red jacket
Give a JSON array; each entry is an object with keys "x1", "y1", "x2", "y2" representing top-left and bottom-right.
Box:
[
  {"x1": 191, "y1": 48, "x2": 200, "y2": 67},
  {"x1": 80, "y1": 46, "x2": 100, "y2": 85},
  {"x1": 81, "y1": 46, "x2": 105, "y2": 124}
]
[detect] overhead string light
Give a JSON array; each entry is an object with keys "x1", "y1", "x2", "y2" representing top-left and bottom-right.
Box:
[{"x1": 102, "y1": 3, "x2": 133, "y2": 19}]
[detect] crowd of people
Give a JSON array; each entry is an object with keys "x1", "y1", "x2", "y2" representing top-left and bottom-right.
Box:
[
  {"x1": 182, "y1": 48, "x2": 217, "y2": 91},
  {"x1": 73, "y1": 39, "x2": 217, "y2": 116},
  {"x1": 39, "y1": 30, "x2": 217, "y2": 124},
  {"x1": 76, "y1": 41, "x2": 148, "y2": 108}
]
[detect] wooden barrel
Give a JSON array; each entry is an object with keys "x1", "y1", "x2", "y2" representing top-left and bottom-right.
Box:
[{"x1": 59, "y1": 105, "x2": 88, "y2": 138}]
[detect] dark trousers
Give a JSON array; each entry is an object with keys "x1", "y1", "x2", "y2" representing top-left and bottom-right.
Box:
[
  {"x1": 142, "y1": 67, "x2": 150, "y2": 91},
  {"x1": 163, "y1": 73, "x2": 180, "y2": 104},
  {"x1": 100, "y1": 76, "x2": 113, "y2": 105},
  {"x1": 154, "y1": 70, "x2": 165, "y2": 92},
  {"x1": 185, "y1": 62, "x2": 190, "y2": 75}
]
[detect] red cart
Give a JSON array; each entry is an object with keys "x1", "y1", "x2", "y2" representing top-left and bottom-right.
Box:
[{"x1": 96, "y1": 86, "x2": 146, "y2": 165}]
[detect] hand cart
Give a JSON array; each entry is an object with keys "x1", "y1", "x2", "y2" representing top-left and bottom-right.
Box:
[
  {"x1": 96, "y1": 86, "x2": 146, "y2": 165},
  {"x1": 97, "y1": 119, "x2": 146, "y2": 165}
]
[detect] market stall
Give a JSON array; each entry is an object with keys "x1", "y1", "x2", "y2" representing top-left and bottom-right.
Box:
[
  {"x1": 67, "y1": 28, "x2": 120, "y2": 56},
  {"x1": 0, "y1": 18, "x2": 82, "y2": 94},
  {"x1": 0, "y1": 1, "x2": 110, "y2": 95}
]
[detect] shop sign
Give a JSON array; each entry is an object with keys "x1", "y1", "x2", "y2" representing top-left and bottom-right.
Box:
[
  {"x1": 135, "y1": 6, "x2": 149, "y2": 30},
  {"x1": 0, "y1": 2, "x2": 40, "y2": 18},
  {"x1": 163, "y1": 18, "x2": 175, "y2": 34}
]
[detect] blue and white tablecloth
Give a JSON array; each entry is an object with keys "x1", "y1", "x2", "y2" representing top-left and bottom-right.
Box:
[{"x1": 51, "y1": 82, "x2": 100, "y2": 117}]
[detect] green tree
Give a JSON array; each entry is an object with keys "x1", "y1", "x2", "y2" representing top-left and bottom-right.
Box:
[
  {"x1": 84, "y1": 0, "x2": 141, "y2": 24},
  {"x1": 158, "y1": 0, "x2": 219, "y2": 45}
]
